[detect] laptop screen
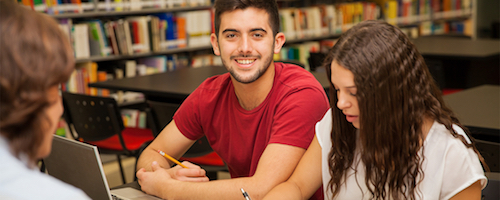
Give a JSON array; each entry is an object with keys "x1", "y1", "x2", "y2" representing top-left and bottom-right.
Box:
[{"x1": 43, "y1": 135, "x2": 112, "y2": 200}]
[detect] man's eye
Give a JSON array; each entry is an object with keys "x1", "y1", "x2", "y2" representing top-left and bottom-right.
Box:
[
  {"x1": 253, "y1": 33, "x2": 263, "y2": 37},
  {"x1": 226, "y1": 34, "x2": 236, "y2": 38}
]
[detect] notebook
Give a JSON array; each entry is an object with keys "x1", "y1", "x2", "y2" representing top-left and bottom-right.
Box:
[{"x1": 43, "y1": 135, "x2": 161, "y2": 200}]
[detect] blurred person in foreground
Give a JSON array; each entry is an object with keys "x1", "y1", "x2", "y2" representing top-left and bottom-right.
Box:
[{"x1": 0, "y1": 1, "x2": 90, "y2": 199}]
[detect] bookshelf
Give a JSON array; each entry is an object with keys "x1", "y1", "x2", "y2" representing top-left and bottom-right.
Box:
[
  {"x1": 272, "y1": 0, "x2": 479, "y2": 70},
  {"x1": 20, "y1": 0, "x2": 479, "y2": 67},
  {"x1": 47, "y1": 5, "x2": 213, "y2": 19},
  {"x1": 74, "y1": 45, "x2": 211, "y2": 63},
  {"x1": 18, "y1": 0, "x2": 481, "y2": 92}
]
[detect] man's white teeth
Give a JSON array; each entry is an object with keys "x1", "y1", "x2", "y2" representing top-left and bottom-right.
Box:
[{"x1": 237, "y1": 59, "x2": 254, "y2": 64}]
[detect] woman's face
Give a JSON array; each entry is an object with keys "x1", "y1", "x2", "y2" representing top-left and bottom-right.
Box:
[
  {"x1": 331, "y1": 61, "x2": 360, "y2": 129},
  {"x1": 37, "y1": 86, "x2": 63, "y2": 159}
]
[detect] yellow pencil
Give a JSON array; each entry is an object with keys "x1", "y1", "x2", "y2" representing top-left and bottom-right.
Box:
[{"x1": 157, "y1": 149, "x2": 188, "y2": 168}]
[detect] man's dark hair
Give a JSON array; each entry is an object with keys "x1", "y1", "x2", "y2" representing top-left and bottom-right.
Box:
[{"x1": 213, "y1": 0, "x2": 280, "y2": 37}]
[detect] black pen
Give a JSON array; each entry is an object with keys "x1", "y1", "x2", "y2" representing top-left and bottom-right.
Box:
[{"x1": 240, "y1": 188, "x2": 251, "y2": 200}]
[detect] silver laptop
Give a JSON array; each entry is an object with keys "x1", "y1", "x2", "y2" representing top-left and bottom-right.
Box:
[{"x1": 43, "y1": 135, "x2": 161, "y2": 200}]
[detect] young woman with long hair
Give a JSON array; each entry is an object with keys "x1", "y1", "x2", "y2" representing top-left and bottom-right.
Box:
[{"x1": 263, "y1": 20, "x2": 487, "y2": 200}]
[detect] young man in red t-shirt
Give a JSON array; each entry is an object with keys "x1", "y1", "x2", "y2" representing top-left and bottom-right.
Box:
[{"x1": 136, "y1": 0, "x2": 329, "y2": 199}]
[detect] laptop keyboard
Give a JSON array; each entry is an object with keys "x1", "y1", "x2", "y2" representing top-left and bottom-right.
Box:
[{"x1": 111, "y1": 194, "x2": 125, "y2": 200}]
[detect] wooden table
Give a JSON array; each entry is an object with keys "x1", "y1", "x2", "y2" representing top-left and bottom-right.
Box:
[
  {"x1": 443, "y1": 84, "x2": 500, "y2": 142},
  {"x1": 89, "y1": 65, "x2": 331, "y2": 103},
  {"x1": 411, "y1": 36, "x2": 500, "y2": 59}
]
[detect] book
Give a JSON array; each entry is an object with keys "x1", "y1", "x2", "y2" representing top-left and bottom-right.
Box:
[
  {"x1": 279, "y1": 8, "x2": 297, "y2": 40},
  {"x1": 75, "y1": 61, "x2": 98, "y2": 95},
  {"x1": 72, "y1": 23, "x2": 90, "y2": 59},
  {"x1": 154, "y1": 13, "x2": 176, "y2": 49},
  {"x1": 130, "y1": 20, "x2": 141, "y2": 53},
  {"x1": 114, "y1": 20, "x2": 127, "y2": 55},
  {"x1": 148, "y1": 16, "x2": 161, "y2": 52},
  {"x1": 138, "y1": 55, "x2": 167, "y2": 73},
  {"x1": 122, "y1": 19, "x2": 134, "y2": 55},
  {"x1": 176, "y1": 14, "x2": 187, "y2": 48},
  {"x1": 57, "y1": 18, "x2": 73, "y2": 43},
  {"x1": 127, "y1": 16, "x2": 151, "y2": 53},
  {"x1": 115, "y1": 19, "x2": 134, "y2": 55},
  {"x1": 115, "y1": 60, "x2": 137, "y2": 78},
  {"x1": 294, "y1": 8, "x2": 306, "y2": 39},
  {"x1": 97, "y1": 70, "x2": 110, "y2": 97},
  {"x1": 165, "y1": 12, "x2": 178, "y2": 48},
  {"x1": 104, "y1": 21, "x2": 120, "y2": 55},
  {"x1": 184, "y1": 10, "x2": 211, "y2": 47},
  {"x1": 86, "y1": 20, "x2": 111, "y2": 56}
]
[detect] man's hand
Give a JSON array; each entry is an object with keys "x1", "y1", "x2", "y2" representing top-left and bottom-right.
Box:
[
  {"x1": 168, "y1": 161, "x2": 210, "y2": 182},
  {"x1": 136, "y1": 161, "x2": 172, "y2": 197},
  {"x1": 136, "y1": 161, "x2": 209, "y2": 197}
]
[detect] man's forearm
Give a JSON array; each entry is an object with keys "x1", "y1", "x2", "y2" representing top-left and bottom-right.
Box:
[
  {"x1": 136, "y1": 147, "x2": 172, "y2": 171},
  {"x1": 160, "y1": 176, "x2": 276, "y2": 200}
]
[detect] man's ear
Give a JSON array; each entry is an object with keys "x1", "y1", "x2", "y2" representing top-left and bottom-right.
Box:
[
  {"x1": 273, "y1": 32, "x2": 286, "y2": 54},
  {"x1": 210, "y1": 33, "x2": 220, "y2": 56}
]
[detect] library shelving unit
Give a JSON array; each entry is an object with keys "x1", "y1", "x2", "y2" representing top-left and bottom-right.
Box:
[
  {"x1": 22, "y1": 0, "x2": 479, "y2": 66},
  {"x1": 42, "y1": 2, "x2": 215, "y2": 64},
  {"x1": 18, "y1": 0, "x2": 480, "y2": 94}
]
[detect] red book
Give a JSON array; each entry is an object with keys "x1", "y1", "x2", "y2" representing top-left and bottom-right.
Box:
[{"x1": 131, "y1": 21, "x2": 139, "y2": 46}]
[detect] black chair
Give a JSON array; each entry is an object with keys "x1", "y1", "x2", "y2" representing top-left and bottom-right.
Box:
[
  {"x1": 482, "y1": 178, "x2": 500, "y2": 200},
  {"x1": 474, "y1": 139, "x2": 500, "y2": 200},
  {"x1": 308, "y1": 52, "x2": 326, "y2": 72},
  {"x1": 276, "y1": 60, "x2": 306, "y2": 69},
  {"x1": 145, "y1": 100, "x2": 227, "y2": 180},
  {"x1": 475, "y1": 139, "x2": 500, "y2": 173},
  {"x1": 62, "y1": 92, "x2": 154, "y2": 184},
  {"x1": 145, "y1": 101, "x2": 180, "y2": 138}
]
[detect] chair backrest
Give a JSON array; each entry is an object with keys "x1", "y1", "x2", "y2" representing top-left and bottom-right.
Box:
[
  {"x1": 146, "y1": 100, "x2": 214, "y2": 157},
  {"x1": 475, "y1": 139, "x2": 500, "y2": 172},
  {"x1": 62, "y1": 92, "x2": 124, "y2": 142},
  {"x1": 276, "y1": 60, "x2": 305, "y2": 69},
  {"x1": 482, "y1": 177, "x2": 500, "y2": 200},
  {"x1": 146, "y1": 101, "x2": 180, "y2": 137},
  {"x1": 308, "y1": 52, "x2": 326, "y2": 72}
]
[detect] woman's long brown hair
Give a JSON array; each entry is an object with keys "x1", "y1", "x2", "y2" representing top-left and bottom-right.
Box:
[{"x1": 324, "y1": 20, "x2": 487, "y2": 199}]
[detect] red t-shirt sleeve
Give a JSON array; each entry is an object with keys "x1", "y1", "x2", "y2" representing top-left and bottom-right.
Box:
[
  {"x1": 268, "y1": 87, "x2": 329, "y2": 149},
  {"x1": 173, "y1": 86, "x2": 204, "y2": 141}
]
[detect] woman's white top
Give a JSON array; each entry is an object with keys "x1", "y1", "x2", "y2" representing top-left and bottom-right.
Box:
[
  {"x1": 0, "y1": 135, "x2": 90, "y2": 200},
  {"x1": 316, "y1": 109, "x2": 487, "y2": 200}
]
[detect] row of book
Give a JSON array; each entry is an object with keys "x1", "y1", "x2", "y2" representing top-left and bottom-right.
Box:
[
  {"x1": 419, "y1": 19, "x2": 473, "y2": 36},
  {"x1": 18, "y1": 0, "x2": 210, "y2": 14},
  {"x1": 63, "y1": 59, "x2": 167, "y2": 96},
  {"x1": 58, "y1": 10, "x2": 212, "y2": 59},
  {"x1": 62, "y1": 52, "x2": 218, "y2": 96},
  {"x1": 279, "y1": 2, "x2": 381, "y2": 40},
  {"x1": 63, "y1": 61, "x2": 110, "y2": 96},
  {"x1": 273, "y1": 39, "x2": 337, "y2": 71},
  {"x1": 372, "y1": 0, "x2": 472, "y2": 25},
  {"x1": 121, "y1": 109, "x2": 147, "y2": 128},
  {"x1": 58, "y1": 1, "x2": 474, "y2": 61}
]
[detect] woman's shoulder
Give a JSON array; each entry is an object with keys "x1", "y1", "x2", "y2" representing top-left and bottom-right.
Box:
[
  {"x1": 421, "y1": 121, "x2": 487, "y2": 197},
  {"x1": 0, "y1": 167, "x2": 90, "y2": 200},
  {"x1": 315, "y1": 108, "x2": 333, "y2": 148},
  {"x1": 425, "y1": 122, "x2": 474, "y2": 149}
]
